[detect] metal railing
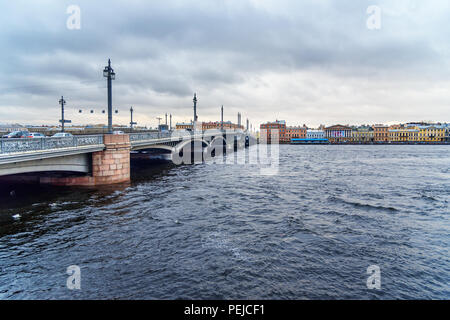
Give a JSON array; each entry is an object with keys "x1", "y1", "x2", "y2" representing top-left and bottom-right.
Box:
[
  {"x1": 0, "y1": 135, "x2": 104, "y2": 155},
  {"x1": 129, "y1": 130, "x2": 230, "y2": 143},
  {"x1": 129, "y1": 129, "x2": 245, "y2": 140},
  {"x1": 0, "y1": 130, "x2": 250, "y2": 155},
  {"x1": 129, "y1": 131, "x2": 171, "y2": 142}
]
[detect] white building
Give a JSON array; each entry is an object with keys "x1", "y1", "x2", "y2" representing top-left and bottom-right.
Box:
[{"x1": 306, "y1": 129, "x2": 325, "y2": 139}]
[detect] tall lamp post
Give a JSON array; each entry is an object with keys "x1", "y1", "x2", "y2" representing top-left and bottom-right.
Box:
[
  {"x1": 130, "y1": 106, "x2": 137, "y2": 131},
  {"x1": 193, "y1": 93, "x2": 198, "y2": 121},
  {"x1": 59, "y1": 96, "x2": 71, "y2": 132},
  {"x1": 156, "y1": 117, "x2": 162, "y2": 138},
  {"x1": 221, "y1": 105, "x2": 224, "y2": 131},
  {"x1": 103, "y1": 59, "x2": 116, "y2": 133}
]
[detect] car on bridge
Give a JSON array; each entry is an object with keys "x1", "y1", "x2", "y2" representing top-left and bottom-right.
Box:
[
  {"x1": 52, "y1": 132, "x2": 73, "y2": 138},
  {"x1": 28, "y1": 133, "x2": 46, "y2": 138},
  {"x1": 2, "y1": 130, "x2": 30, "y2": 138}
]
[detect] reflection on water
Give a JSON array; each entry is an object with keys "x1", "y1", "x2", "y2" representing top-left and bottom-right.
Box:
[{"x1": 0, "y1": 145, "x2": 449, "y2": 299}]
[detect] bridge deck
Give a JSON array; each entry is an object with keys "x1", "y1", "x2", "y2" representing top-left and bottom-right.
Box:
[{"x1": 0, "y1": 130, "x2": 251, "y2": 165}]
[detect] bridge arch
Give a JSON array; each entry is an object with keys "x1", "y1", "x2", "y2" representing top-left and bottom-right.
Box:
[
  {"x1": 173, "y1": 138, "x2": 209, "y2": 153},
  {"x1": 209, "y1": 135, "x2": 227, "y2": 146},
  {"x1": 132, "y1": 144, "x2": 174, "y2": 152},
  {"x1": 0, "y1": 153, "x2": 90, "y2": 177},
  {"x1": 203, "y1": 136, "x2": 228, "y2": 160}
]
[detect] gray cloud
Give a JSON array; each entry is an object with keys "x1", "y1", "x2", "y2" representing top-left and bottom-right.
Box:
[{"x1": 0, "y1": 0, "x2": 449, "y2": 128}]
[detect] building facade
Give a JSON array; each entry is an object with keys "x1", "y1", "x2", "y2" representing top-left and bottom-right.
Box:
[
  {"x1": 286, "y1": 126, "x2": 306, "y2": 141},
  {"x1": 306, "y1": 129, "x2": 325, "y2": 139},
  {"x1": 260, "y1": 120, "x2": 287, "y2": 143},
  {"x1": 373, "y1": 124, "x2": 389, "y2": 142},
  {"x1": 324, "y1": 125, "x2": 352, "y2": 143},
  {"x1": 258, "y1": 121, "x2": 450, "y2": 144},
  {"x1": 175, "y1": 122, "x2": 193, "y2": 130},
  {"x1": 201, "y1": 121, "x2": 243, "y2": 131},
  {"x1": 388, "y1": 126, "x2": 419, "y2": 142},
  {"x1": 445, "y1": 124, "x2": 450, "y2": 142},
  {"x1": 417, "y1": 125, "x2": 446, "y2": 142},
  {"x1": 352, "y1": 126, "x2": 374, "y2": 143}
]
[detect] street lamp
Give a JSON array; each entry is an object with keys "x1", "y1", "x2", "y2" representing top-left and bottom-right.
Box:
[
  {"x1": 58, "y1": 96, "x2": 71, "y2": 132},
  {"x1": 193, "y1": 93, "x2": 198, "y2": 122},
  {"x1": 221, "y1": 105, "x2": 224, "y2": 131},
  {"x1": 156, "y1": 117, "x2": 162, "y2": 138},
  {"x1": 130, "y1": 106, "x2": 137, "y2": 131},
  {"x1": 103, "y1": 59, "x2": 116, "y2": 133}
]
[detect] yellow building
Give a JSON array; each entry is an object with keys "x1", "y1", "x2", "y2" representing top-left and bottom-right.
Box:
[
  {"x1": 352, "y1": 126, "x2": 374, "y2": 143},
  {"x1": 175, "y1": 122, "x2": 193, "y2": 130},
  {"x1": 417, "y1": 125, "x2": 446, "y2": 142},
  {"x1": 388, "y1": 126, "x2": 419, "y2": 142}
]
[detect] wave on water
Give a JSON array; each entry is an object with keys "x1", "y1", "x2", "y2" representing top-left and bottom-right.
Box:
[{"x1": 328, "y1": 195, "x2": 399, "y2": 213}]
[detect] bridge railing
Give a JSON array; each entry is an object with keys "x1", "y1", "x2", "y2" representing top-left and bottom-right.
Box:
[
  {"x1": 128, "y1": 130, "x2": 248, "y2": 146},
  {"x1": 129, "y1": 131, "x2": 173, "y2": 142},
  {"x1": 130, "y1": 129, "x2": 244, "y2": 139},
  {"x1": 0, "y1": 135, "x2": 104, "y2": 155}
]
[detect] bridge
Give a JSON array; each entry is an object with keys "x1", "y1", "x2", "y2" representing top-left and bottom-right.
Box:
[{"x1": 0, "y1": 130, "x2": 255, "y2": 186}]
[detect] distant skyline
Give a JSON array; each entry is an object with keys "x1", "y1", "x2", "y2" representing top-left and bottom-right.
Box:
[{"x1": 1, "y1": 0, "x2": 450, "y2": 128}]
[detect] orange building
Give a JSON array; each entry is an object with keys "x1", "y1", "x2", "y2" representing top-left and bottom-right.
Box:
[
  {"x1": 286, "y1": 126, "x2": 307, "y2": 141},
  {"x1": 260, "y1": 120, "x2": 288, "y2": 143},
  {"x1": 201, "y1": 121, "x2": 243, "y2": 131},
  {"x1": 175, "y1": 122, "x2": 193, "y2": 130},
  {"x1": 176, "y1": 121, "x2": 243, "y2": 131},
  {"x1": 373, "y1": 124, "x2": 389, "y2": 142}
]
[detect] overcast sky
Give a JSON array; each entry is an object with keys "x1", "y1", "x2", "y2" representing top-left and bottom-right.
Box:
[{"x1": 1, "y1": 0, "x2": 449, "y2": 128}]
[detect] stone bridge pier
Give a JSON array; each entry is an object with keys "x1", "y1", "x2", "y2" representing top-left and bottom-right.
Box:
[{"x1": 41, "y1": 134, "x2": 131, "y2": 186}]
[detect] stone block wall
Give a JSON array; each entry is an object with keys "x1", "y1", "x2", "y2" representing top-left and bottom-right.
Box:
[{"x1": 40, "y1": 134, "x2": 131, "y2": 186}]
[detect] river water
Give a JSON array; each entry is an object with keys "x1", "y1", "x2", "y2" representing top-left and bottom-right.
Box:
[{"x1": 0, "y1": 145, "x2": 449, "y2": 299}]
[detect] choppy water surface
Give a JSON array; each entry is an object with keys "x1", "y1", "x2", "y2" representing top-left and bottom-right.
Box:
[{"x1": 0, "y1": 145, "x2": 449, "y2": 299}]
